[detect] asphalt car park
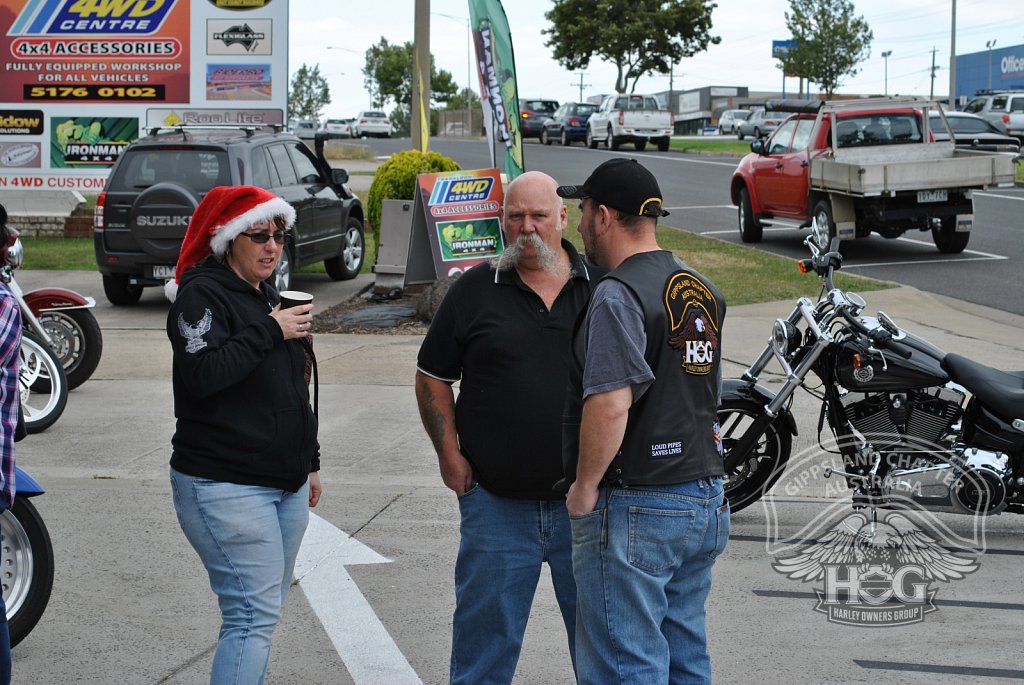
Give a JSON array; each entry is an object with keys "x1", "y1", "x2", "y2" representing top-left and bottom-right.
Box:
[{"x1": 12, "y1": 266, "x2": 1024, "y2": 684}]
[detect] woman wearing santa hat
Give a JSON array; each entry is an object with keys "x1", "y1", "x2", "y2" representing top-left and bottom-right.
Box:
[{"x1": 165, "y1": 185, "x2": 322, "y2": 684}]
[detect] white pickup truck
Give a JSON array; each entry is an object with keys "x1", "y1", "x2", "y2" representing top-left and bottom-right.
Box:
[{"x1": 585, "y1": 93, "x2": 674, "y2": 152}]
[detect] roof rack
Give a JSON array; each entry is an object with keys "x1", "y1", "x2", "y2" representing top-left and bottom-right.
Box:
[
  {"x1": 145, "y1": 124, "x2": 279, "y2": 138},
  {"x1": 974, "y1": 88, "x2": 1024, "y2": 96}
]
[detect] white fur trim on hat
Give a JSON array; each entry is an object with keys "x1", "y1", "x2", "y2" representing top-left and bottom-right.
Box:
[{"x1": 209, "y1": 196, "x2": 295, "y2": 257}]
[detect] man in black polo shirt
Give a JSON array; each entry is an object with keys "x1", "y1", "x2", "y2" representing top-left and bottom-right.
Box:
[{"x1": 415, "y1": 170, "x2": 598, "y2": 684}]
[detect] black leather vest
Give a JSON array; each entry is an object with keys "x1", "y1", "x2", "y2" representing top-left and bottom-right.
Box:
[{"x1": 604, "y1": 251, "x2": 727, "y2": 485}]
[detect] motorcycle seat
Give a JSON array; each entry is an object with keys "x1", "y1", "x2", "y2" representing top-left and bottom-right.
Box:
[{"x1": 943, "y1": 353, "x2": 1024, "y2": 420}]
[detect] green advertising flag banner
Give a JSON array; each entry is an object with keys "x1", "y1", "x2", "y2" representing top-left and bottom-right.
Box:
[{"x1": 468, "y1": 0, "x2": 524, "y2": 180}]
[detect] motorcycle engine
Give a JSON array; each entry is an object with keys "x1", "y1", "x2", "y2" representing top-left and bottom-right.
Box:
[
  {"x1": 840, "y1": 385, "x2": 964, "y2": 448},
  {"x1": 840, "y1": 386, "x2": 1015, "y2": 515}
]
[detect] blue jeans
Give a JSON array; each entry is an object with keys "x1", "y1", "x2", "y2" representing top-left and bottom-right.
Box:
[
  {"x1": 571, "y1": 477, "x2": 730, "y2": 685},
  {"x1": 170, "y1": 467, "x2": 309, "y2": 685},
  {"x1": 451, "y1": 483, "x2": 577, "y2": 685}
]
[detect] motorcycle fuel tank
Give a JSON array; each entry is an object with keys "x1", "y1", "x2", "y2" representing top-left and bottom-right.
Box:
[{"x1": 834, "y1": 334, "x2": 949, "y2": 391}]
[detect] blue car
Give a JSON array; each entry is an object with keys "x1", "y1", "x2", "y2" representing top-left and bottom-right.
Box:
[{"x1": 540, "y1": 102, "x2": 599, "y2": 146}]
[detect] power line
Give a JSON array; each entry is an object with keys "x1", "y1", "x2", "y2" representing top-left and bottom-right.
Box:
[{"x1": 571, "y1": 72, "x2": 592, "y2": 101}]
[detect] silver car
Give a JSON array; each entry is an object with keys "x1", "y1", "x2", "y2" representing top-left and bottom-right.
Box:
[
  {"x1": 718, "y1": 109, "x2": 751, "y2": 135},
  {"x1": 736, "y1": 110, "x2": 786, "y2": 140}
]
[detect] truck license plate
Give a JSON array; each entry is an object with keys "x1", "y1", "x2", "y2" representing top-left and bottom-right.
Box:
[
  {"x1": 917, "y1": 189, "x2": 948, "y2": 203},
  {"x1": 153, "y1": 265, "x2": 175, "y2": 279}
]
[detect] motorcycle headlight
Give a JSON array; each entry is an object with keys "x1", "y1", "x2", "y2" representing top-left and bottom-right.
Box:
[
  {"x1": 6, "y1": 238, "x2": 23, "y2": 269},
  {"x1": 771, "y1": 319, "x2": 800, "y2": 357}
]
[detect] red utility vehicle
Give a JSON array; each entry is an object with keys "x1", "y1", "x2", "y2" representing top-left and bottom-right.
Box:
[{"x1": 729, "y1": 97, "x2": 1017, "y2": 253}]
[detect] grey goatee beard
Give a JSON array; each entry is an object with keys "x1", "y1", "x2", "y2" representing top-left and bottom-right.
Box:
[{"x1": 490, "y1": 233, "x2": 561, "y2": 273}]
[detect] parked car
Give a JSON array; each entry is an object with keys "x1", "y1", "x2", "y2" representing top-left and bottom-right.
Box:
[
  {"x1": 289, "y1": 118, "x2": 318, "y2": 140},
  {"x1": 963, "y1": 90, "x2": 1024, "y2": 141},
  {"x1": 352, "y1": 111, "x2": 393, "y2": 138},
  {"x1": 736, "y1": 109, "x2": 786, "y2": 140},
  {"x1": 718, "y1": 109, "x2": 751, "y2": 135},
  {"x1": 93, "y1": 126, "x2": 365, "y2": 305},
  {"x1": 322, "y1": 118, "x2": 353, "y2": 138},
  {"x1": 518, "y1": 99, "x2": 559, "y2": 139},
  {"x1": 929, "y1": 111, "x2": 1020, "y2": 154},
  {"x1": 540, "y1": 102, "x2": 599, "y2": 145}
]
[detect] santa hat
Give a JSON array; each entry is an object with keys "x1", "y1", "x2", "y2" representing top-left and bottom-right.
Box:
[{"x1": 165, "y1": 185, "x2": 295, "y2": 301}]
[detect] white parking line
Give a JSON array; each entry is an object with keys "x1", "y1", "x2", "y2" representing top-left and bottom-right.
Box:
[
  {"x1": 892, "y1": 235, "x2": 1007, "y2": 259},
  {"x1": 612, "y1": 150, "x2": 739, "y2": 168},
  {"x1": 700, "y1": 226, "x2": 797, "y2": 235},
  {"x1": 698, "y1": 221, "x2": 1009, "y2": 264},
  {"x1": 666, "y1": 204, "x2": 735, "y2": 211},
  {"x1": 845, "y1": 255, "x2": 1009, "y2": 268}
]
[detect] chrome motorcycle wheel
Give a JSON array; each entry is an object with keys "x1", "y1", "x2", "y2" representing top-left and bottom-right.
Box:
[
  {"x1": 2, "y1": 496, "x2": 54, "y2": 647},
  {"x1": 38, "y1": 309, "x2": 103, "y2": 390},
  {"x1": 19, "y1": 332, "x2": 68, "y2": 434},
  {"x1": 718, "y1": 399, "x2": 792, "y2": 513}
]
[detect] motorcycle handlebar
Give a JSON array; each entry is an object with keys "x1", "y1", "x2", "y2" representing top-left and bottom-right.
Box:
[{"x1": 837, "y1": 307, "x2": 913, "y2": 359}]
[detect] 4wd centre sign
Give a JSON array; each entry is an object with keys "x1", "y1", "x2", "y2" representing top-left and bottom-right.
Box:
[{"x1": 0, "y1": 0, "x2": 288, "y2": 192}]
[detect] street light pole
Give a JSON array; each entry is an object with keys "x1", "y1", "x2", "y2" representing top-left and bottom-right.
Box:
[
  {"x1": 986, "y1": 39, "x2": 997, "y2": 90},
  {"x1": 881, "y1": 50, "x2": 892, "y2": 96},
  {"x1": 949, "y1": 0, "x2": 957, "y2": 107}
]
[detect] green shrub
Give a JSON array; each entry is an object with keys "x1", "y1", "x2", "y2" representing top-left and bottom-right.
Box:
[{"x1": 366, "y1": 149, "x2": 461, "y2": 261}]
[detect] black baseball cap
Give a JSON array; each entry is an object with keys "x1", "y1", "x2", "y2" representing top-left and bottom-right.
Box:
[{"x1": 557, "y1": 158, "x2": 669, "y2": 217}]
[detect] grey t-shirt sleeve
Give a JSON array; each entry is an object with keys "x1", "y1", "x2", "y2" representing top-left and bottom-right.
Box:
[{"x1": 582, "y1": 279, "x2": 655, "y2": 402}]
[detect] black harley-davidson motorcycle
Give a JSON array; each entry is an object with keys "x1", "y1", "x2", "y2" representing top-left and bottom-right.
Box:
[{"x1": 719, "y1": 223, "x2": 1024, "y2": 515}]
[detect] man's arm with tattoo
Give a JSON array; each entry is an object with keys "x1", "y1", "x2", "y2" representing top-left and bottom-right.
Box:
[{"x1": 415, "y1": 370, "x2": 474, "y2": 495}]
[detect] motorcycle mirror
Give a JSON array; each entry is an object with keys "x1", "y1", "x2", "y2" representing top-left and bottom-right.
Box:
[{"x1": 877, "y1": 311, "x2": 900, "y2": 335}]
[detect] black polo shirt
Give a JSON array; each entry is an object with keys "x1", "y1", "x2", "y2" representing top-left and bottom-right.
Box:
[{"x1": 417, "y1": 240, "x2": 598, "y2": 499}]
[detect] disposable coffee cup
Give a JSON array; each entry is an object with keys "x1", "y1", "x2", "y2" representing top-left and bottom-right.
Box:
[{"x1": 279, "y1": 290, "x2": 313, "y2": 310}]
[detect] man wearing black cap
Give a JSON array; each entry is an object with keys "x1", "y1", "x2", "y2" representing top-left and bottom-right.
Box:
[
  {"x1": 557, "y1": 159, "x2": 729, "y2": 684},
  {"x1": 416, "y1": 171, "x2": 600, "y2": 684}
]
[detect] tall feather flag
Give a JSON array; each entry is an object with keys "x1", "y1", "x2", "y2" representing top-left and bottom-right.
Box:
[{"x1": 468, "y1": 0, "x2": 524, "y2": 179}]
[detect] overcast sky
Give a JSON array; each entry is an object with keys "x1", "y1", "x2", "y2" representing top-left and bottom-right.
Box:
[{"x1": 290, "y1": 0, "x2": 1023, "y2": 117}]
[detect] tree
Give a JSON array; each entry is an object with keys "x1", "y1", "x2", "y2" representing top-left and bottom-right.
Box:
[
  {"x1": 289, "y1": 64, "x2": 331, "y2": 120},
  {"x1": 445, "y1": 87, "x2": 481, "y2": 111},
  {"x1": 544, "y1": 0, "x2": 719, "y2": 94},
  {"x1": 362, "y1": 38, "x2": 459, "y2": 111},
  {"x1": 784, "y1": 0, "x2": 873, "y2": 97}
]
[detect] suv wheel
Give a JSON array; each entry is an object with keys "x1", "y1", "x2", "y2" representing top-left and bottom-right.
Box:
[
  {"x1": 273, "y1": 246, "x2": 294, "y2": 292},
  {"x1": 324, "y1": 218, "x2": 365, "y2": 280},
  {"x1": 102, "y1": 275, "x2": 144, "y2": 306}
]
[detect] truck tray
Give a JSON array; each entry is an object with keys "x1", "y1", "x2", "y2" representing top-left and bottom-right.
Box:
[{"x1": 809, "y1": 146, "x2": 1016, "y2": 196}]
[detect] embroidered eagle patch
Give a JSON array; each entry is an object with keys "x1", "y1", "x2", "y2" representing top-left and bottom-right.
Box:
[
  {"x1": 664, "y1": 271, "x2": 720, "y2": 375},
  {"x1": 178, "y1": 309, "x2": 213, "y2": 354}
]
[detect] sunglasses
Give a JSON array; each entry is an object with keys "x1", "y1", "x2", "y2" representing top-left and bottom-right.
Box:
[{"x1": 238, "y1": 231, "x2": 287, "y2": 245}]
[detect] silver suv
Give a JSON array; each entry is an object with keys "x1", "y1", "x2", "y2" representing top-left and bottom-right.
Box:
[
  {"x1": 964, "y1": 90, "x2": 1024, "y2": 141},
  {"x1": 94, "y1": 126, "x2": 365, "y2": 305}
]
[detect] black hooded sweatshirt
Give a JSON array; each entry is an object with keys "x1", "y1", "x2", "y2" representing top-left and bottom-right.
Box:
[{"x1": 167, "y1": 257, "x2": 319, "y2": 492}]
